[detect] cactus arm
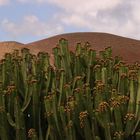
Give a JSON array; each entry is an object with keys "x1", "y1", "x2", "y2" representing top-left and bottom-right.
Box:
[
  {"x1": 0, "y1": 94, "x2": 9, "y2": 140},
  {"x1": 14, "y1": 96, "x2": 26, "y2": 140},
  {"x1": 7, "y1": 112, "x2": 16, "y2": 127},
  {"x1": 136, "y1": 69, "x2": 140, "y2": 116},
  {"x1": 58, "y1": 69, "x2": 65, "y2": 106},
  {"x1": 59, "y1": 38, "x2": 72, "y2": 81},
  {"x1": 125, "y1": 75, "x2": 136, "y2": 137},
  {"x1": 31, "y1": 79, "x2": 39, "y2": 132},
  {"x1": 53, "y1": 47, "x2": 61, "y2": 69},
  {"x1": 132, "y1": 69, "x2": 140, "y2": 134}
]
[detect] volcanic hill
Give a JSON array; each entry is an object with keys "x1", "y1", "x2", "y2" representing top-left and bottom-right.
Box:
[{"x1": 0, "y1": 32, "x2": 140, "y2": 63}]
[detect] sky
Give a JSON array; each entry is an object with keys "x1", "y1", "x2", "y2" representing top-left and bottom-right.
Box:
[{"x1": 0, "y1": 0, "x2": 140, "y2": 43}]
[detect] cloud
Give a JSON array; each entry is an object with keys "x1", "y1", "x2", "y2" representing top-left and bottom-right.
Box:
[
  {"x1": 46, "y1": 0, "x2": 140, "y2": 39},
  {"x1": 0, "y1": 0, "x2": 9, "y2": 6},
  {"x1": 17, "y1": 0, "x2": 47, "y2": 4},
  {"x1": 1, "y1": 15, "x2": 64, "y2": 38},
  {"x1": 47, "y1": 0, "x2": 125, "y2": 29},
  {"x1": 130, "y1": 0, "x2": 140, "y2": 23},
  {"x1": 47, "y1": 0, "x2": 122, "y2": 14},
  {"x1": 1, "y1": 0, "x2": 140, "y2": 40}
]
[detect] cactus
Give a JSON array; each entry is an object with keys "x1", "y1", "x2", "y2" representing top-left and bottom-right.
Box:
[{"x1": 0, "y1": 38, "x2": 140, "y2": 140}]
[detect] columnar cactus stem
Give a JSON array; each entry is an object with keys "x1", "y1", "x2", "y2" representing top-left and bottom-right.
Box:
[
  {"x1": 58, "y1": 69, "x2": 65, "y2": 106},
  {"x1": 14, "y1": 96, "x2": 26, "y2": 140},
  {"x1": 53, "y1": 47, "x2": 61, "y2": 69},
  {"x1": 136, "y1": 69, "x2": 140, "y2": 117},
  {"x1": 0, "y1": 93, "x2": 9, "y2": 140},
  {"x1": 0, "y1": 39, "x2": 140, "y2": 139},
  {"x1": 110, "y1": 99, "x2": 123, "y2": 132},
  {"x1": 59, "y1": 38, "x2": 72, "y2": 81}
]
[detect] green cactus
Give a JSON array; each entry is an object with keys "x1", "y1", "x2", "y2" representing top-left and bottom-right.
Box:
[{"x1": 0, "y1": 38, "x2": 140, "y2": 140}]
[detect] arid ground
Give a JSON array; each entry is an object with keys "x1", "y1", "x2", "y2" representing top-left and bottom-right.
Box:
[{"x1": 0, "y1": 32, "x2": 140, "y2": 63}]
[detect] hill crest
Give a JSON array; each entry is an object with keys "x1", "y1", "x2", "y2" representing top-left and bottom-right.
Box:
[{"x1": 0, "y1": 32, "x2": 140, "y2": 63}]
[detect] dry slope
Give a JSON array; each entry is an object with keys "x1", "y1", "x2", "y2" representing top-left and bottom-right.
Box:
[
  {"x1": 26, "y1": 32, "x2": 140, "y2": 63},
  {"x1": 0, "y1": 32, "x2": 140, "y2": 63}
]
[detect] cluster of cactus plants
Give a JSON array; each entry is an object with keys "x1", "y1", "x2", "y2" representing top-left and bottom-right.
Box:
[{"x1": 0, "y1": 38, "x2": 140, "y2": 140}]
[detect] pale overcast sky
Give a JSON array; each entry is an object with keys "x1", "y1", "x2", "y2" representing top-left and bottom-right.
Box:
[{"x1": 0, "y1": 0, "x2": 140, "y2": 43}]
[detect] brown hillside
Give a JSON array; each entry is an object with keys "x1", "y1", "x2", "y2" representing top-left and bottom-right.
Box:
[
  {"x1": 26, "y1": 32, "x2": 140, "y2": 63},
  {"x1": 0, "y1": 32, "x2": 140, "y2": 63},
  {"x1": 0, "y1": 41, "x2": 24, "y2": 59}
]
